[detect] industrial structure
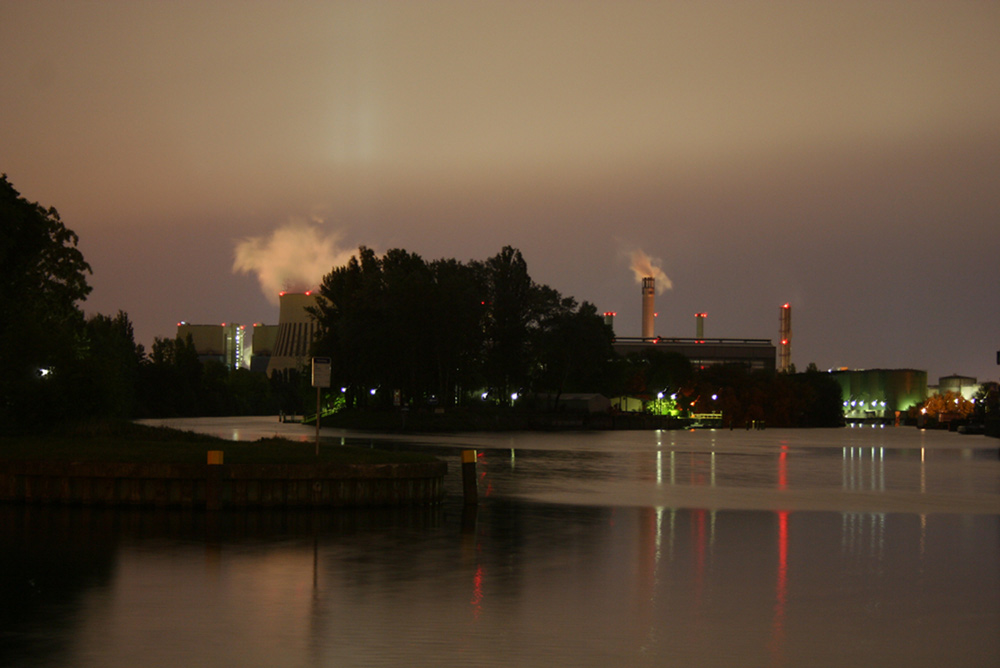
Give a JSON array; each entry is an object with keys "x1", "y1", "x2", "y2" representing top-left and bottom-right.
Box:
[
  {"x1": 931, "y1": 374, "x2": 979, "y2": 401},
  {"x1": 176, "y1": 292, "x2": 319, "y2": 376},
  {"x1": 249, "y1": 323, "x2": 278, "y2": 373},
  {"x1": 610, "y1": 276, "x2": 777, "y2": 371},
  {"x1": 831, "y1": 368, "x2": 927, "y2": 423},
  {"x1": 266, "y1": 291, "x2": 320, "y2": 377},
  {"x1": 641, "y1": 277, "x2": 656, "y2": 339},
  {"x1": 613, "y1": 336, "x2": 777, "y2": 371},
  {"x1": 176, "y1": 322, "x2": 250, "y2": 369},
  {"x1": 778, "y1": 303, "x2": 791, "y2": 373}
]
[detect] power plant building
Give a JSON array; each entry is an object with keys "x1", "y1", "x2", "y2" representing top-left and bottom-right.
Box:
[
  {"x1": 249, "y1": 324, "x2": 278, "y2": 374},
  {"x1": 611, "y1": 276, "x2": 777, "y2": 370},
  {"x1": 266, "y1": 291, "x2": 320, "y2": 377},
  {"x1": 176, "y1": 322, "x2": 250, "y2": 369},
  {"x1": 175, "y1": 293, "x2": 319, "y2": 377},
  {"x1": 613, "y1": 336, "x2": 777, "y2": 371},
  {"x1": 831, "y1": 368, "x2": 928, "y2": 422}
]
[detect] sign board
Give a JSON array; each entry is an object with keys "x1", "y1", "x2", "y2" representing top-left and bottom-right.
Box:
[{"x1": 311, "y1": 357, "x2": 332, "y2": 388}]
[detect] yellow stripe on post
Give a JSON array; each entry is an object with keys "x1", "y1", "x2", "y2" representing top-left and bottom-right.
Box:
[
  {"x1": 207, "y1": 450, "x2": 224, "y2": 465},
  {"x1": 461, "y1": 449, "x2": 477, "y2": 464}
]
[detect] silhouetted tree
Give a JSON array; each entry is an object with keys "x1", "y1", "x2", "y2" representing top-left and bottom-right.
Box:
[
  {"x1": 615, "y1": 349, "x2": 693, "y2": 400},
  {"x1": 481, "y1": 246, "x2": 534, "y2": 400},
  {"x1": 0, "y1": 175, "x2": 92, "y2": 429},
  {"x1": 137, "y1": 335, "x2": 202, "y2": 416},
  {"x1": 533, "y1": 298, "x2": 616, "y2": 401},
  {"x1": 66, "y1": 311, "x2": 144, "y2": 419}
]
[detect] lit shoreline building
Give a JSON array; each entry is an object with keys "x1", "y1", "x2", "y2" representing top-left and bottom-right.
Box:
[{"x1": 831, "y1": 368, "x2": 927, "y2": 422}]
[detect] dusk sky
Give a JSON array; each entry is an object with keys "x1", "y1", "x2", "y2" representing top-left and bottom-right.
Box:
[{"x1": 3, "y1": 1, "x2": 998, "y2": 384}]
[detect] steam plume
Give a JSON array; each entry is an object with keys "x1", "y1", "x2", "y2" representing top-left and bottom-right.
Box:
[
  {"x1": 628, "y1": 249, "x2": 672, "y2": 294},
  {"x1": 233, "y1": 220, "x2": 356, "y2": 303}
]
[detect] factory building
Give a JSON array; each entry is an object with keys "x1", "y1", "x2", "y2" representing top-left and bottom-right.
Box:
[
  {"x1": 931, "y1": 374, "x2": 980, "y2": 401},
  {"x1": 176, "y1": 322, "x2": 250, "y2": 369},
  {"x1": 613, "y1": 337, "x2": 777, "y2": 371},
  {"x1": 249, "y1": 323, "x2": 278, "y2": 374},
  {"x1": 176, "y1": 292, "x2": 319, "y2": 376},
  {"x1": 831, "y1": 368, "x2": 928, "y2": 423},
  {"x1": 609, "y1": 276, "x2": 777, "y2": 370}
]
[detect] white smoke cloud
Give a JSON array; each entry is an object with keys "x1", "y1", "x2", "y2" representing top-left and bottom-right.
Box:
[
  {"x1": 233, "y1": 219, "x2": 357, "y2": 303},
  {"x1": 627, "y1": 248, "x2": 672, "y2": 294}
]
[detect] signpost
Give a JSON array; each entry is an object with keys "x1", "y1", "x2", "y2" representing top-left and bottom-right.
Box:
[{"x1": 311, "y1": 357, "x2": 332, "y2": 456}]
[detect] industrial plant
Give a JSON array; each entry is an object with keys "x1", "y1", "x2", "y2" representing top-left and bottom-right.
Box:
[
  {"x1": 175, "y1": 291, "x2": 317, "y2": 377},
  {"x1": 174, "y1": 272, "x2": 982, "y2": 424},
  {"x1": 608, "y1": 275, "x2": 779, "y2": 371}
]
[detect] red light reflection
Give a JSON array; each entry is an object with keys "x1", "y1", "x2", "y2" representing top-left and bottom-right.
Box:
[
  {"x1": 769, "y1": 510, "x2": 789, "y2": 663},
  {"x1": 470, "y1": 564, "x2": 484, "y2": 620}
]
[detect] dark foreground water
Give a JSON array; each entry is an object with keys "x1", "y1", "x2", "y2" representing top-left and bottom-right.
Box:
[{"x1": 3, "y1": 421, "x2": 999, "y2": 667}]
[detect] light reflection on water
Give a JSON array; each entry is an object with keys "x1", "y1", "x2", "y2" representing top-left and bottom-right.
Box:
[{"x1": 3, "y1": 422, "x2": 999, "y2": 667}]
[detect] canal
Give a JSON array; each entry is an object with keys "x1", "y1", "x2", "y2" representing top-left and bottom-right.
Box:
[{"x1": 2, "y1": 421, "x2": 998, "y2": 667}]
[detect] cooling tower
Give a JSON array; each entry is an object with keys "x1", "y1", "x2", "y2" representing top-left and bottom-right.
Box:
[
  {"x1": 641, "y1": 277, "x2": 655, "y2": 339},
  {"x1": 778, "y1": 303, "x2": 791, "y2": 373},
  {"x1": 266, "y1": 291, "x2": 319, "y2": 377}
]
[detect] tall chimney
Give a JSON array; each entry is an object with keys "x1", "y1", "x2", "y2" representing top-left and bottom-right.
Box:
[
  {"x1": 641, "y1": 277, "x2": 655, "y2": 339},
  {"x1": 603, "y1": 311, "x2": 616, "y2": 334},
  {"x1": 779, "y1": 303, "x2": 792, "y2": 372},
  {"x1": 695, "y1": 313, "x2": 706, "y2": 341}
]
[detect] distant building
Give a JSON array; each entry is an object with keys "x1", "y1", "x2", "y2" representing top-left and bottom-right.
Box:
[
  {"x1": 613, "y1": 337, "x2": 776, "y2": 371},
  {"x1": 831, "y1": 369, "x2": 927, "y2": 422},
  {"x1": 173, "y1": 293, "x2": 319, "y2": 376},
  {"x1": 176, "y1": 322, "x2": 250, "y2": 369},
  {"x1": 932, "y1": 375, "x2": 979, "y2": 401},
  {"x1": 249, "y1": 323, "x2": 278, "y2": 374}
]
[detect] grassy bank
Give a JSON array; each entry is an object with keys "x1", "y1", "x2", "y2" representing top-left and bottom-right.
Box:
[{"x1": 0, "y1": 420, "x2": 437, "y2": 466}]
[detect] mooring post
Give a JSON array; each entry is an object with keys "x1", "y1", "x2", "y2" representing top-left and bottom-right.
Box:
[
  {"x1": 461, "y1": 449, "x2": 478, "y2": 505},
  {"x1": 206, "y1": 450, "x2": 224, "y2": 511}
]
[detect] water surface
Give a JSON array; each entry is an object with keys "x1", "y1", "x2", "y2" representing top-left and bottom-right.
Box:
[{"x1": 3, "y1": 422, "x2": 998, "y2": 666}]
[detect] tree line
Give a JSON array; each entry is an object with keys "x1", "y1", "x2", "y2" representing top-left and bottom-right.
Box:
[{"x1": 310, "y1": 245, "x2": 616, "y2": 410}]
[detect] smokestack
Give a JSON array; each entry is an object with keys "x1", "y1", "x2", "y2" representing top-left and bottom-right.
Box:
[
  {"x1": 695, "y1": 313, "x2": 706, "y2": 341},
  {"x1": 642, "y1": 277, "x2": 655, "y2": 339},
  {"x1": 267, "y1": 291, "x2": 320, "y2": 377},
  {"x1": 779, "y1": 303, "x2": 792, "y2": 372},
  {"x1": 603, "y1": 311, "x2": 616, "y2": 333}
]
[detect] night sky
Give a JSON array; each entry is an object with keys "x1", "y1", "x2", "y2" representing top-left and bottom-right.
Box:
[{"x1": 3, "y1": 1, "x2": 998, "y2": 383}]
